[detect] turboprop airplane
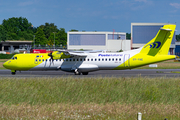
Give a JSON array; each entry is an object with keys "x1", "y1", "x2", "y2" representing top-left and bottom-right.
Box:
[{"x1": 3, "y1": 24, "x2": 177, "y2": 75}]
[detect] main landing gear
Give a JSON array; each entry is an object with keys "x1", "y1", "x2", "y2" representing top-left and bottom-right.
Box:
[
  {"x1": 74, "y1": 69, "x2": 88, "y2": 75},
  {"x1": 11, "y1": 70, "x2": 16, "y2": 75},
  {"x1": 82, "y1": 72, "x2": 88, "y2": 75}
]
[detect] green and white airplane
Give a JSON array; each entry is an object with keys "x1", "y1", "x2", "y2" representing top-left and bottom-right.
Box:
[{"x1": 3, "y1": 24, "x2": 177, "y2": 75}]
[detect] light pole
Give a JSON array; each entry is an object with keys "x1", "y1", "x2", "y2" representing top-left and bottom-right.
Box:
[{"x1": 33, "y1": 35, "x2": 35, "y2": 49}]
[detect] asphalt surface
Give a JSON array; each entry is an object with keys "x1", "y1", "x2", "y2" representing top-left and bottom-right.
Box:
[{"x1": 1, "y1": 69, "x2": 180, "y2": 78}]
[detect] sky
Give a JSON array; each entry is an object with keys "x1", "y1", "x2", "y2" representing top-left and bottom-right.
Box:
[{"x1": 0, "y1": 0, "x2": 180, "y2": 34}]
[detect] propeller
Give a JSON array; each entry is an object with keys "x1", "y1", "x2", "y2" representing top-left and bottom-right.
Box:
[
  {"x1": 48, "y1": 52, "x2": 54, "y2": 66},
  {"x1": 48, "y1": 51, "x2": 69, "y2": 67}
]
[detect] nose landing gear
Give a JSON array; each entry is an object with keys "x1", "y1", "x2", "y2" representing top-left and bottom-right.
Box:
[{"x1": 11, "y1": 70, "x2": 16, "y2": 75}]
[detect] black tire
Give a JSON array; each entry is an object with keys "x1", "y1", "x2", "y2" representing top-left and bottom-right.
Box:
[
  {"x1": 82, "y1": 72, "x2": 88, "y2": 75},
  {"x1": 11, "y1": 72, "x2": 16, "y2": 75},
  {"x1": 74, "y1": 71, "x2": 81, "y2": 75}
]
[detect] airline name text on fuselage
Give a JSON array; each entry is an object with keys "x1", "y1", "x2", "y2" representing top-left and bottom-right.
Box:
[{"x1": 98, "y1": 54, "x2": 123, "y2": 57}]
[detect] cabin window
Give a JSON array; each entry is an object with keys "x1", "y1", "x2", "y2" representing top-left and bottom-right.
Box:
[
  {"x1": 56, "y1": 59, "x2": 58, "y2": 61},
  {"x1": 59, "y1": 59, "x2": 61, "y2": 61},
  {"x1": 77, "y1": 59, "x2": 79, "y2": 61},
  {"x1": 42, "y1": 59, "x2": 44, "y2": 62},
  {"x1": 11, "y1": 57, "x2": 14, "y2": 60},
  {"x1": 112, "y1": 58, "x2": 114, "y2": 61},
  {"x1": 14, "y1": 57, "x2": 17, "y2": 60},
  {"x1": 49, "y1": 59, "x2": 51, "y2": 61},
  {"x1": 95, "y1": 59, "x2": 97, "y2": 61},
  {"x1": 91, "y1": 59, "x2": 93, "y2": 61},
  {"x1": 87, "y1": 59, "x2": 89, "y2": 61},
  {"x1": 116, "y1": 58, "x2": 118, "y2": 61},
  {"x1": 105, "y1": 58, "x2": 107, "y2": 61},
  {"x1": 84, "y1": 58, "x2": 86, "y2": 61},
  {"x1": 80, "y1": 58, "x2": 82, "y2": 61},
  {"x1": 46, "y1": 59, "x2": 47, "y2": 61},
  {"x1": 119, "y1": 58, "x2": 121, "y2": 61},
  {"x1": 69, "y1": 59, "x2": 72, "y2": 61},
  {"x1": 39, "y1": 59, "x2": 41, "y2": 62},
  {"x1": 109, "y1": 58, "x2": 111, "y2": 61},
  {"x1": 102, "y1": 58, "x2": 104, "y2": 61},
  {"x1": 99, "y1": 58, "x2": 100, "y2": 61}
]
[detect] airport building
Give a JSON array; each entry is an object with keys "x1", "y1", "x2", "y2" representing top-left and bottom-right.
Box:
[
  {"x1": 67, "y1": 32, "x2": 131, "y2": 52},
  {"x1": 0, "y1": 41, "x2": 32, "y2": 53}
]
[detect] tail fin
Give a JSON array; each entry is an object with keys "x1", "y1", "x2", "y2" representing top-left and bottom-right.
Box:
[{"x1": 140, "y1": 24, "x2": 176, "y2": 56}]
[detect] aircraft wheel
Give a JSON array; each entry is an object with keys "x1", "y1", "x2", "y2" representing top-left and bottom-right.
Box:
[
  {"x1": 82, "y1": 72, "x2": 88, "y2": 75},
  {"x1": 11, "y1": 72, "x2": 16, "y2": 75},
  {"x1": 11, "y1": 70, "x2": 16, "y2": 75},
  {"x1": 74, "y1": 69, "x2": 81, "y2": 75},
  {"x1": 74, "y1": 71, "x2": 81, "y2": 75}
]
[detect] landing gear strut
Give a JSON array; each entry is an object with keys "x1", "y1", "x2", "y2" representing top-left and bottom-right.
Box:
[
  {"x1": 74, "y1": 69, "x2": 81, "y2": 75},
  {"x1": 74, "y1": 69, "x2": 89, "y2": 75},
  {"x1": 11, "y1": 70, "x2": 16, "y2": 75}
]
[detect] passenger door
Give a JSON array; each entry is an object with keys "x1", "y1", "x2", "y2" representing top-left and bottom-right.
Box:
[{"x1": 124, "y1": 54, "x2": 130, "y2": 67}]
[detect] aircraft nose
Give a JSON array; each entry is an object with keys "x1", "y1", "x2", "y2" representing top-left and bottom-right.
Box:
[{"x1": 3, "y1": 61, "x2": 11, "y2": 69}]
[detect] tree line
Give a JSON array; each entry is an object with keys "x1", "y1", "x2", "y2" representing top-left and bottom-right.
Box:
[{"x1": 0, "y1": 17, "x2": 67, "y2": 46}]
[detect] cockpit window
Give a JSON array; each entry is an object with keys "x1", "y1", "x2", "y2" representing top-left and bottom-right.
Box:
[{"x1": 11, "y1": 56, "x2": 17, "y2": 60}]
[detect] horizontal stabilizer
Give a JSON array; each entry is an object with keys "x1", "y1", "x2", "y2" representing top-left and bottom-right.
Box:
[{"x1": 160, "y1": 27, "x2": 172, "y2": 31}]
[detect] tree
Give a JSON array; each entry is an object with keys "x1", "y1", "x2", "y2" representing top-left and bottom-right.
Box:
[
  {"x1": 126, "y1": 33, "x2": 131, "y2": 39},
  {"x1": 0, "y1": 25, "x2": 8, "y2": 41},
  {"x1": 176, "y1": 34, "x2": 180, "y2": 41},
  {"x1": 39, "y1": 23, "x2": 59, "y2": 39},
  {"x1": 2, "y1": 17, "x2": 33, "y2": 40},
  {"x1": 48, "y1": 32, "x2": 58, "y2": 46},
  {"x1": 35, "y1": 27, "x2": 47, "y2": 45},
  {"x1": 69, "y1": 29, "x2": 78, "y2": 32},
  {"x1": 56, "y1": 28, "x2": 67, "y2": 45}
]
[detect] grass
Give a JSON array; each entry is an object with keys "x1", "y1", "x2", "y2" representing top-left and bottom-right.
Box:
[
  {"x1": 138, "y1": 60, "x2": 180, "y2": 69},
  {"x1": 0, "y1": 59, "x2": 9, "y2": 62},
  {"x1": 0, "y1": 77, "x2": 179, "y2": 119},
  {"x1": 0, "y1": 59, "x2": 9, "y2": 69},
  {"x1": 0, "y1": 62, "x2": 6, "y2": 69}
]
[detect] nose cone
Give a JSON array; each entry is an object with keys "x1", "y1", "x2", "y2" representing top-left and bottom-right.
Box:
[{"x1": 3, "y1": 61, "x2": 11, "y2": 69}]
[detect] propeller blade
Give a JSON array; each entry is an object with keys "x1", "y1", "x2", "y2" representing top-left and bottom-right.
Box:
[{"x1": 48, "y1": 52, "x2": 54, "y2": 66}]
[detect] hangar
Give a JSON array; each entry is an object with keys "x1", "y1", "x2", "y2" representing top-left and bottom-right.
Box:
[{"x1": 67, "y1": 31, "x2": 131, "y2": 52}]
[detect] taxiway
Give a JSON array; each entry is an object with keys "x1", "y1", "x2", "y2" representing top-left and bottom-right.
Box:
[{"x1": 1, "y1": 69, "x2": 180, "y2": 78}]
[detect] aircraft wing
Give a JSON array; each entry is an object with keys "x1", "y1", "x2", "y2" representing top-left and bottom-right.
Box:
[
  {"x1": 59, "y1": 50, "x2": 88, "y2": 57},
  {"x1": 50, "y1": 50, "x2": 105, "y2": 59},
  {"x1": 49, "y1": 50, "x2": 87, "y2": 59}
]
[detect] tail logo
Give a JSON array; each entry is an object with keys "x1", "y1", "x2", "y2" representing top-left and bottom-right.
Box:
[{"x1": 144, "y1": 41, "x2": 161, "y2": 49}]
